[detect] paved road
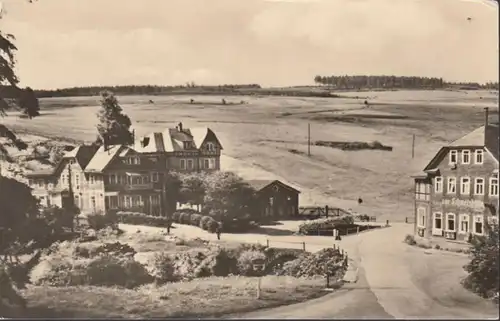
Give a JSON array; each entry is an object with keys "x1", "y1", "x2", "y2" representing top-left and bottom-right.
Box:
[{"x1": 121, "y1": 222, "x2": 499, "y2": 319}]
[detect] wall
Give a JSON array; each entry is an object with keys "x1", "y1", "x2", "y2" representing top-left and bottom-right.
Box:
[{"x1": 426, "y1": 147, "x2": 498, "y2": 243}]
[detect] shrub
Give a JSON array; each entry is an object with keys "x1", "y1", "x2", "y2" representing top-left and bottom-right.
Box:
[
  {"x1": 403, "y1": 234, "x2": 417, "y2": 246},
  {"x1": 462, "y1": 223, "x2": 499, "y2": 301},
  {"x1": 199, "y1": 216, "x2": 212, "y2": 230},
  {"x1": 298, "y1": 216, "x2": 356, "y2": 235},
  {"x1": 278, "y1": 248, "x2": 344, "y2": 278},
  {"x1": 31, "y1": 252, "x2": 152, "y2": 288},
  {"x1": 172, "y1": 212, "x2": 181, "y2": 223},
  {"x1": 237, "y1": 250, "x2": 267, "y2": 276},
  {"x1": 194, "y1": 247, "x2": 237, "y2": 277},
  {"x1": 434, "y1": 244, "x2": 441, "y2": 250},
  {"x1": 150, "y1": 252, "x2": 178, "y2": 284},
  {"x1": 116, "y1": 212, "x2": 170, "y2": 228},
  {"x1": 179, "y1": 212, "x2": 192, "y2": 225},
  {"x1": 87, "y1": 211, "x2": 117, "y2": 231},
  {"x1": 190, "y1": 213, "x2": 203, "y2": 226},
  {"x1": 205, "y1": 218, "x2": 219, "y2": 233}
]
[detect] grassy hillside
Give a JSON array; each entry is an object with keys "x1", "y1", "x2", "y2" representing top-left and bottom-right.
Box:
[{"x1": 3, "y1": 90, "x2": 498, "y2": 220}]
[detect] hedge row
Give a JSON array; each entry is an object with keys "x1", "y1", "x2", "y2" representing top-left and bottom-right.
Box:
[
  {"x1": 116, "y1": 211, "x2": 220, "y2": 233},
  {"x1": 298, "y1": 216, "x2": 355, "y2": 235}
]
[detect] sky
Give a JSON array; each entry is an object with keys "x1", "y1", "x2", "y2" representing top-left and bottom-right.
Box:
[{"x1": 0, "y1": 0, "x2": 498, "y2": 89}]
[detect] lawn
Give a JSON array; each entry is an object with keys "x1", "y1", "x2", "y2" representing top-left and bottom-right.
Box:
[
  {"x1": 20, "y1": 276, "x2": 326, "y2": 318},
  {"x1": 2, "y1": 89, "x2": 498, "y2": 220}
]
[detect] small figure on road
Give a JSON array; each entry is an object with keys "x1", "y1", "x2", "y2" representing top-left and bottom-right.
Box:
[
  {"x1": 216, "y1": 225, "x2": 221, "y2": 240},
  {"x1": 166, "y1": 220, "x2": 171, "y2": 235},
  {"x1": 358, "y1": 197, "x2": 363, "y2": 205}
]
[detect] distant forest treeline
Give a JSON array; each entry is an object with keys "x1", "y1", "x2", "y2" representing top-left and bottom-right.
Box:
[
  {"x1": 33, "y1": 84, "x2": 262, "y2": 98},
  {"x1": 0, "y1": 76, "x2": 498, "y2": 99},
  {"x1": 313, "y1": 75, "x2": 499, "y2": 90}
]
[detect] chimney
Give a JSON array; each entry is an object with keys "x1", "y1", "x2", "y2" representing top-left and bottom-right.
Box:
[{"x1": 178, "y1": 122, "x2": 183, "y2": 132}]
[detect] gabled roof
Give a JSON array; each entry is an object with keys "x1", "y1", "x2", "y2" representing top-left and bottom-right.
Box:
[
  {"x1": 132, "y1": 125, "x2": 222, "y2": 153},
  {"x1": 84, "y1": 145, "x2": 123, "y2": 173},
  {"x1": 246, "y1": 179, "x2": 301, "y2": 194},
  {"x1": 421, "y1": 124, "x2": 499, "y2": 173},
  {"x1": 62, "y1": 144, "x2": 100, "y2": 170}
]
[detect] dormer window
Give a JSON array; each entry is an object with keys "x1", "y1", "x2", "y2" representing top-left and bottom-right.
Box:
[
  {"x1": 206, "y1": 142, "x2": 215, "y2": 152},
  {"x1": 449, "y1": 150, "x2": 458, "y2": 164},
  {"x1": 183, "y1": 141, "x2": 194, "y2": 149},
  {"x1": 125, "y1": 157, "x2": 140, "y2": 165}
]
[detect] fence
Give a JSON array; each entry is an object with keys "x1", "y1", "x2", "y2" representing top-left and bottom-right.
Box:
[{"x1": 298, "y1": 206, "x2": 376, "y2": 223}]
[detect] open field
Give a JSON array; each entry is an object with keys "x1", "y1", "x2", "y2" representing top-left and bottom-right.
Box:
[{"x1": 2, "y1": 90, "x2": 499, "y2": 221}]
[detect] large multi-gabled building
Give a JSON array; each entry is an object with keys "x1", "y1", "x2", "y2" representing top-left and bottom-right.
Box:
[
  {"x1": 25, "y1": 123, "x2": 223, "y2": 216},
  {"x1": 412, "y1": 110, "x2": 499, "y2": 244}
]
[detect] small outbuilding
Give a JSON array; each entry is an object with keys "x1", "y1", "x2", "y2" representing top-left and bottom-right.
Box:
[{"x1": 247, "y1": 180, "x2": 300, "y2": 218}]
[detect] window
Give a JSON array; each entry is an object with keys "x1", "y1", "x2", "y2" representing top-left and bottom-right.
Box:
[
  {"x1": 110, "y1": 174, "x2": 117, "y2": 184},
  {"x1": 61, "y1": 174, "x2": 67, "y2": 185},
  {"x1": 203, "y1": 159, "x2": 210, "y2": 169},
  {"x1": 269, "y1": 197, "x2": 274, "y2": 206},
  {"x1": 142, "y1": 175, "x2": 150, "y2": 184},
  {"x1": 68, "y1": 159, "x2": 75, "y2": 165},
  {"x1": 74, "y1": 195, "x2": 80, "y2": 208},
  {"x1": 415, "y1": 182, "x2": 429, "y2": 201},
  {"x1": 417, "y1": 208, "x2": 426, "y2": 228},
  {"x1": 152, "y1": 172, "x2": 159, "y2": 182},
  {"x1": 75, "y1": 174, "x2": 80, "y2": 189},
  {"x1": 434, "y1": 177, "x2": 443, "y2": 193},
  {"x1": 475, "y1": 149, "x2": 484, "y2": 164},
  {"x1": 187, "y1": 159, "x2": 194, "y2": 170},
  {"x1": 28, "y1": 179, "x2": 34, "y2": 186},
  {"x1": 180, "y1": 159, "x2": 186, "y2": 170},
  {"x1": 474, "y1": 215, "x2": 484, "y2": 235},
  {"x1": 37, "y1": 179, "x2": 44, "y2": 188},
  {"x1": 474, "y1": 177, "x2": 485, "y2": 195},
  {"x1": 459, "y1": 214, "x2": 469, "y2": 233},
  {"x1": 124, "y1": 196, "x2": 131, "y2": 208},
  {"x1": 91, "y1": 196, "x2": 96, "y2": 211},
  {"x1": 132, "y1": 195, "x2": 142, "y2": 207},
  {"x1": 206, "y1": 142, "x2": 215, "y2": 152},
  {"x1": 460, "y1": 177, "x2": 470, "y2": 195},
  {"x1": 446, "y1": 213, "x2": 456, "y2": 232},
  {"x1": 447, "y1": 177, "x2": 456, "y2": 194},
  {"x1": 432, "y1": 212, "x2": 443, "y2": 235},
  {"x1": 461, "y1": 150, "x2": 470, "y2": 164},
  {"x1": 89, "y1": 175, "x2": 95, "y2": 185},
  {"x1": 449, "y1": 150, "x2": 458, "y2": 164},
  {"x1": 134, "y1": 157, "x2": 140, "y2": 165},
  {"x1": 490, "y1": 174, "x2": 499, "y2": 197},
  {"x1": 209, "y1": 158, "x2": 216, "y2": 169}
]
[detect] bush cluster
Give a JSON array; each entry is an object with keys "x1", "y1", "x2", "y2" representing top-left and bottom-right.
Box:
[
  {"x1": 277, "y1": 248, "x2": 345, "y2": 278},
  {"x1": 298, "y1": 216, "x2": 355, "y2": 235},
  {"x1": 86, "y1": 211, "x2": 118, "y2": 231},
  {"x1": 116, "y1": 211, "x2": 220, "y2": 233}
]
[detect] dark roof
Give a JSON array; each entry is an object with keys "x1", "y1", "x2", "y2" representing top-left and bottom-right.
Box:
[
  {"x1": 246, "y1": 180, "x2": 275, "y2": 191},
  {"x1": 246, "y1": 179, "x2": 301, "y2": 194},
  {"x1": 485, "y1": 124, "x2": 499, "y2": 162}
]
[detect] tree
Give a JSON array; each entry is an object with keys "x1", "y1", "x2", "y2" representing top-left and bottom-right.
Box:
[
  {"x1": 203, "y1": 171, "x2": 257, "y2": 222},
  {"x1": 95, "y1": 91, "x2": 133, "y2": 146},
  {"x1": 17, "y1": 87, "x2": 40, "y2": 118},
  {"x1": 462, "y1": 222, "x2": 499, "y2": 303},
  {"x1": 179, "y1": 172, "x2": 207, "y2": 210},
  {"x1": 0, "y1": 177, "x2": 40, "y2": 261}
]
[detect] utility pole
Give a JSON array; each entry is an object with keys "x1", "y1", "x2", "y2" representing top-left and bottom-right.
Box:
[
  {"x1": 411, "y1": 134, "x2": 415, "y2": 159},
  {"x1": 308, "y1": 123, "x2": 311, "y2": 157}
]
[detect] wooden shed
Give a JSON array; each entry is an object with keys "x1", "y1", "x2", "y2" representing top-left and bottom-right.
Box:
[{"x1": 246, "y1": 180, "x2": 300, "y2": 218}]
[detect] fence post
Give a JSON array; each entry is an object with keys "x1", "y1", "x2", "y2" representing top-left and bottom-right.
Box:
[
  {"x1": 302, "y1": 242, "x2": 306, "y2": 251},
  {"x1": 257, "y1": 277, "x2": 261, "y2": 299},
  {"x1": 341, "y1": 249, "x2": 344, "y2": 257},
  {"x1": 386, "y1": 220, "x2": 389, "y2": 227},
  {"x1": 356, "y1": 226, "x2": 360, "y2": 234},
  {"x1": 266, "y1": 239, "x2": 269, "y2": 248},
  {"x1": 405, "y1": 217, "x2": 408, "y2": 224},
  {"x1": 333, "y1": 243, "x2": 336, "y2": 250}
]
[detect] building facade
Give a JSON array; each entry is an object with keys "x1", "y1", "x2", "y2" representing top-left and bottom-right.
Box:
[
  {"x1": 25, "y1": 123, "x2": 223, "y2": 216},
  {"x1": 413, "y1": 119, "x2": 499, "y2": 244},
  {"x1": 247, "y1": 180, "x2": 300, "y2": 218}
]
